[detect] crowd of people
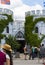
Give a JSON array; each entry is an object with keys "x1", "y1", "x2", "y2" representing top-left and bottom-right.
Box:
[
  {"x1": 0, "y1": 43, "x2": 45, "y2": 65},
  {"x1": 23, "y1": 44, "x2": 45, "y2": 63}
]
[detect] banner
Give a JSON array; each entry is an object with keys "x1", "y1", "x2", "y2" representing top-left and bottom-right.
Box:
[{"x1": 1, "y1": 0, "x2": 10, "y2": 5}]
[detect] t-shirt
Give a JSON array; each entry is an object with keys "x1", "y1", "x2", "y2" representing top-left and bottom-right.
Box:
[
  {"x1": 0, "y1": 51, "x2": 6, "y2": 65},
  {"x1": 40, "y1": 46, "x2": 45, "y2": 54},
  {"x1": 6, "y1": 54, "x2": 10, "y2": 59},
  {"x1": 32, "y1": 47, "x2": 35, "y2": 53}
]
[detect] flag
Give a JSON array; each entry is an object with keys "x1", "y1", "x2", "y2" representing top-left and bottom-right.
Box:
[{"x1": 1, "y1": 0, "x2": 10, "y2": 5}]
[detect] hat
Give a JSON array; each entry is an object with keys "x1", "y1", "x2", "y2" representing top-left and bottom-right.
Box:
[{"x1": 2, "y1": 44, "x2": 12, "y2": 52}]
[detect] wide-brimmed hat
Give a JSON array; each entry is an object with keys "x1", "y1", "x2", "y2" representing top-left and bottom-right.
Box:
[{"x1": 2, "y1": 44, "x2": 12, "y2": 52}]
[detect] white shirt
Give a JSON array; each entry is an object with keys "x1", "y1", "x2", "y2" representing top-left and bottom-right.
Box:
[
  {"x1": 1, "y1": 49, "x2": 10, "y2": 59},
  {"x1": 6, "y1": 54, "x2": 10, "y2": 59}
]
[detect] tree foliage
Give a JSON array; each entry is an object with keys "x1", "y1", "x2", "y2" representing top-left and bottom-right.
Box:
[{"x1": 5, "y1": 35, "x2": 20, "y2": 50}]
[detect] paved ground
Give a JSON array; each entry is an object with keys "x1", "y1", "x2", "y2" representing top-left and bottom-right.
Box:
[
  {"x1": 13, "y1": 59, "x2": 43, "y2": 65},
  {"x1": 13, "y1": 54, "x2": 43, "y2": 65}
]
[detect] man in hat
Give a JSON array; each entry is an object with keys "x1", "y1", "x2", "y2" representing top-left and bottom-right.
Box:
[{"x1": 0, "y1": 44, "x2": 6, "y2": 65}]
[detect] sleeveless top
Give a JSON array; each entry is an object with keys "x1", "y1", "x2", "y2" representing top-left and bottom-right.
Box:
[{"x1": 0, "y1": 51, "x2": 6, "y2": 65}]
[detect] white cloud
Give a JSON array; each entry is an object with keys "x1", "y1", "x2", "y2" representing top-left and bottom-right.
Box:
[
  {"x1": 0, "y1": 0, "x2": 23, "y2": 10},
  {"x1": 0, "y1": 0, "x2": 43, "y2": 20},
  {"x1": 14, "y1": 4, "x2": 30, "y2": 17},
  {"x1": 31, "y1": 4, "x2": 43, "y2": 10},
  {"x1": 13, "y1": 4, "x2": 43, "y2": 20},
  {"x1": 10, "y1": 0, "x2": 23, "y2": 9}
]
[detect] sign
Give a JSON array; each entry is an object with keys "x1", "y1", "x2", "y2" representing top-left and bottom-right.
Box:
[{"x1": 0, "y1": 0, "x2": 10, "y2": 5}]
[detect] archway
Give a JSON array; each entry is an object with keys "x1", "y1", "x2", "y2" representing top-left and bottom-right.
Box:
[
  {"x1": 15, "y1": 31, "x2": 25, "y2": 53},
  {"x1": 17, "y1": 40, "x2": 25, "y2": 53}
]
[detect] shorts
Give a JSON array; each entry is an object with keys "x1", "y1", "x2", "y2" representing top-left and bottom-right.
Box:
[
  {"x1": 39, "y1": 53, "x2": 45, "y2": 58},
  {"x1": 24, "y1": 52, "x2": 28, "y2": 55}
]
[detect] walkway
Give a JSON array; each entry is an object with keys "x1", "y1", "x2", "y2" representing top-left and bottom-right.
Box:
[{"x1": 13, "y1": 54, "x2": 43, "y2": 65}]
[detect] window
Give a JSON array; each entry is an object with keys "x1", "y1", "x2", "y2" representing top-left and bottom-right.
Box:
[
  {"x1": 0, "y1": 8, "x2": 2, "y2": 12},
  {"x1": 36, "y1": 10, "x2": 40, "y2": 14},
  {"x1": 6, "y1": 26, "x2": 9, "y2": 33},
  {"x1": 25, "y1": 11, "x2": 30, "y2": 16},
  {"x1": 35, "y1": 27, "x2": 38, "y2": 33},
  {"x1": 42, "y1": 10, "x2": 45, "y2": 15},
  {"x1": 11, "y1": 22, "x2": 13, "y2": 25},
  {"x1": 31, "y1": 10, "x2": 35, "y2": 15}
]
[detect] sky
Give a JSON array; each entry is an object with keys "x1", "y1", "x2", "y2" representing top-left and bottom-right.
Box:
[
  {"x1": 0, "y1": 0, "x2": 45, "y2": 20},
  {"x1": 22, "y1": 0, "x2": 43, "y2": 6},
  {"x1": 13, "y1": 0, "x2": 43, "y2": 19}
]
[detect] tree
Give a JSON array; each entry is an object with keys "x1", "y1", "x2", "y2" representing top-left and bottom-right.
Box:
[{"x1": 5, "y1": 35, "x2": 20, "y2": 50}]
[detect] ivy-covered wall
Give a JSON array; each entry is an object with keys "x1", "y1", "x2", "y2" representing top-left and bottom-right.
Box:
[
  {"x1": 0, "y1": 14, "x2": 13, "y2": 39},
  {"x1": 25, "y1": 15, "x2": 45, "y2": 47}
]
